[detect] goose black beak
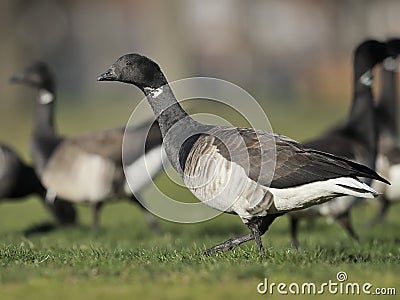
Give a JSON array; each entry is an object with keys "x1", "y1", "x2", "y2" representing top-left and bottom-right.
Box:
[{"x1": 97, "y1": 68, "x2": 116, "y2": 81}]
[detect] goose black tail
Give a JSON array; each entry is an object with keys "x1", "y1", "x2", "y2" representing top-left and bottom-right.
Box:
[{"x1": 308, "y1": 149, "x2": 390, "y2": 185}]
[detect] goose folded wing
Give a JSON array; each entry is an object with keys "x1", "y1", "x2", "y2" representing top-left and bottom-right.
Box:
[
  {"x1": 67, "y1": 128, "x2": 125, "y2": 163},
  {"x1": 65, "y1": 120, "x2": 162, "y2": 167},
  {"x1": 208, "y1": 127, "x2": 388, "y2": 189}
]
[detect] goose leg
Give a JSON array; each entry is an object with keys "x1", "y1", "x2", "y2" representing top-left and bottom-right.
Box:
[
  {"x1": 290, "y1": 217, "x2": 300, "y2": 249},
  {"x1": 204, "y1": 214, "x2": 283, "y2": 255},
  {"x1": 93, "y1": 202, "x2": 104, "y2": 233},
  {"x1": 336, "y1": 212, "x2": 359, "y2": 241},
  {"x1": 52, "y1": 198, "x2": 77, "y2": 226},
  {"x1": 248, "y1": 218, "x2": 265, "y2": 254}
]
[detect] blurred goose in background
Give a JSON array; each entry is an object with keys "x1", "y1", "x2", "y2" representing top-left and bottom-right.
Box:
[
  {"x1": 11, "y1": 62, "x2": 164, "y2": 232},
  {"x1": 370, "y1": 38, "x2": 400, "y2": 225},
  {"x1": 98, "y1": 53, "x2": 388, "y2": 254},
  {"x1": 287, "y1": 39, "x2": 389, "y2": 248},
  {"x1": 0, "y1": 142, "x2": 76, "y2": 227}
]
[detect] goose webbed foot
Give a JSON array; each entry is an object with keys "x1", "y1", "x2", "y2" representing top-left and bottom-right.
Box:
[{"x1": 204, "y1": 214, "x2": 282, "y2": 255}]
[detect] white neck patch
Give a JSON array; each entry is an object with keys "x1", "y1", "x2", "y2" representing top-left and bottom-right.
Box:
[
  {"x1": 144, "y1": 86, "x2": 163, "y2": 98},
  {"x1": 38, "y1": 89, "x2": 54, "y2": 105},
  {"x1": 359, "y1": 70, "x2": 373, "y2": 86},
  {"x1": 383, "y1": 57, "x2": 397, "y2": 72}
]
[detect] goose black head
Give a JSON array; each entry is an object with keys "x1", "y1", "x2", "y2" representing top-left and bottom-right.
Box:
[
  {"x1": 10, "y1": 62, "x2": 55, "y2": 93},
  {"x1": 98, "y1": 53, "x2": 166, "y2": 91},
  {"x1": 381, "y1": 38, "x2": 400, "y2": 72},
  {"x1": 353, "y1": 40, "x2": 388, "y2": 83},
  {"x1": 386, "y1": 38, "x2": 400, "y2": 59}
]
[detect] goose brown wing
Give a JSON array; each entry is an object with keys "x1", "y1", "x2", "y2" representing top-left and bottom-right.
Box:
[
  {"x1": 64, "y1": 120, "x2": 162, "y2": 166},
  {"x1": 66, "y1": 128, "x2": 124, "y2": 163},
  {"x1": 201, "y1": 127, "x2": 388, "y2": 189}
]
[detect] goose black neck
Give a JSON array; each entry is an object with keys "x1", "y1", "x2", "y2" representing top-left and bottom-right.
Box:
[
  {"x1": 144, "y1": 84, "x2": 191, "y2": 137},
  {"x1": 31, "y1": 89, "x2": 61, "y2": 175},
  {"x1": 344, "y1": 72, "x2": 376, "y2": 156},
  {"x1": 376, "y1": 66, "x2": 398, "y2": 135},
  {"x1": 33, "y1": 90, "x2": 57, "y2": 138},
  {"x1": 144, "y1": 83, "x2": 202, "y2": 175}
]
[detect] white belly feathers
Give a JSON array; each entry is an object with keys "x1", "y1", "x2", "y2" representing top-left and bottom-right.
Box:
[
  {"x1": 42, "y1": 148, "x2": 119, "y2": 203},
  {"x1": 184, "y1": 144, "x2": 273, "y2": 222}
]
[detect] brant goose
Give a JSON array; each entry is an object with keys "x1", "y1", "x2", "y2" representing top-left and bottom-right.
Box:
[
  {"x1": 98, "y1": 53, "x2": 389, "y2": 254},
  {"x1": 370, "y1": 38, "x2": 400, "y2": 224},
  {"x1": 0, "y1": 143, "x2": 76, "y2": 226},
  {"x1": 11, "y1": 62, "x2": 163, "y2": 232},
  {"x1": 287, "y1": 39, "x2": 389, "y2": 248}
]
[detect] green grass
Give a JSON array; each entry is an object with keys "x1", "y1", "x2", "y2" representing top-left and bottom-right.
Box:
[{"x1": 0, "y1": 196, "x2": 399, "y2": 300}]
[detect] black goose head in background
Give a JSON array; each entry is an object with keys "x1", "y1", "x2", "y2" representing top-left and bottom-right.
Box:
[
  {"x1": 10, "y1": 62, "x2": 55, "y2": 94},
  {"x1": 98, "y1": 54, "x2": 167, "y2": 91},
  {"x1": 353, "y1": 40, "x2": 388, "y2": 81},
  {"x1": 386, "y1": 38, "x2": 400, "y2": 58}
]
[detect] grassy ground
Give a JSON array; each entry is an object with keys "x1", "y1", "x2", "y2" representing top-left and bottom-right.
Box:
[
  {"x1": 0, "y1": 193, "x2": 399, "y2": 300},
  {"x1": 1, "y1": 99, "x2": 399, "y2": 299}
]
